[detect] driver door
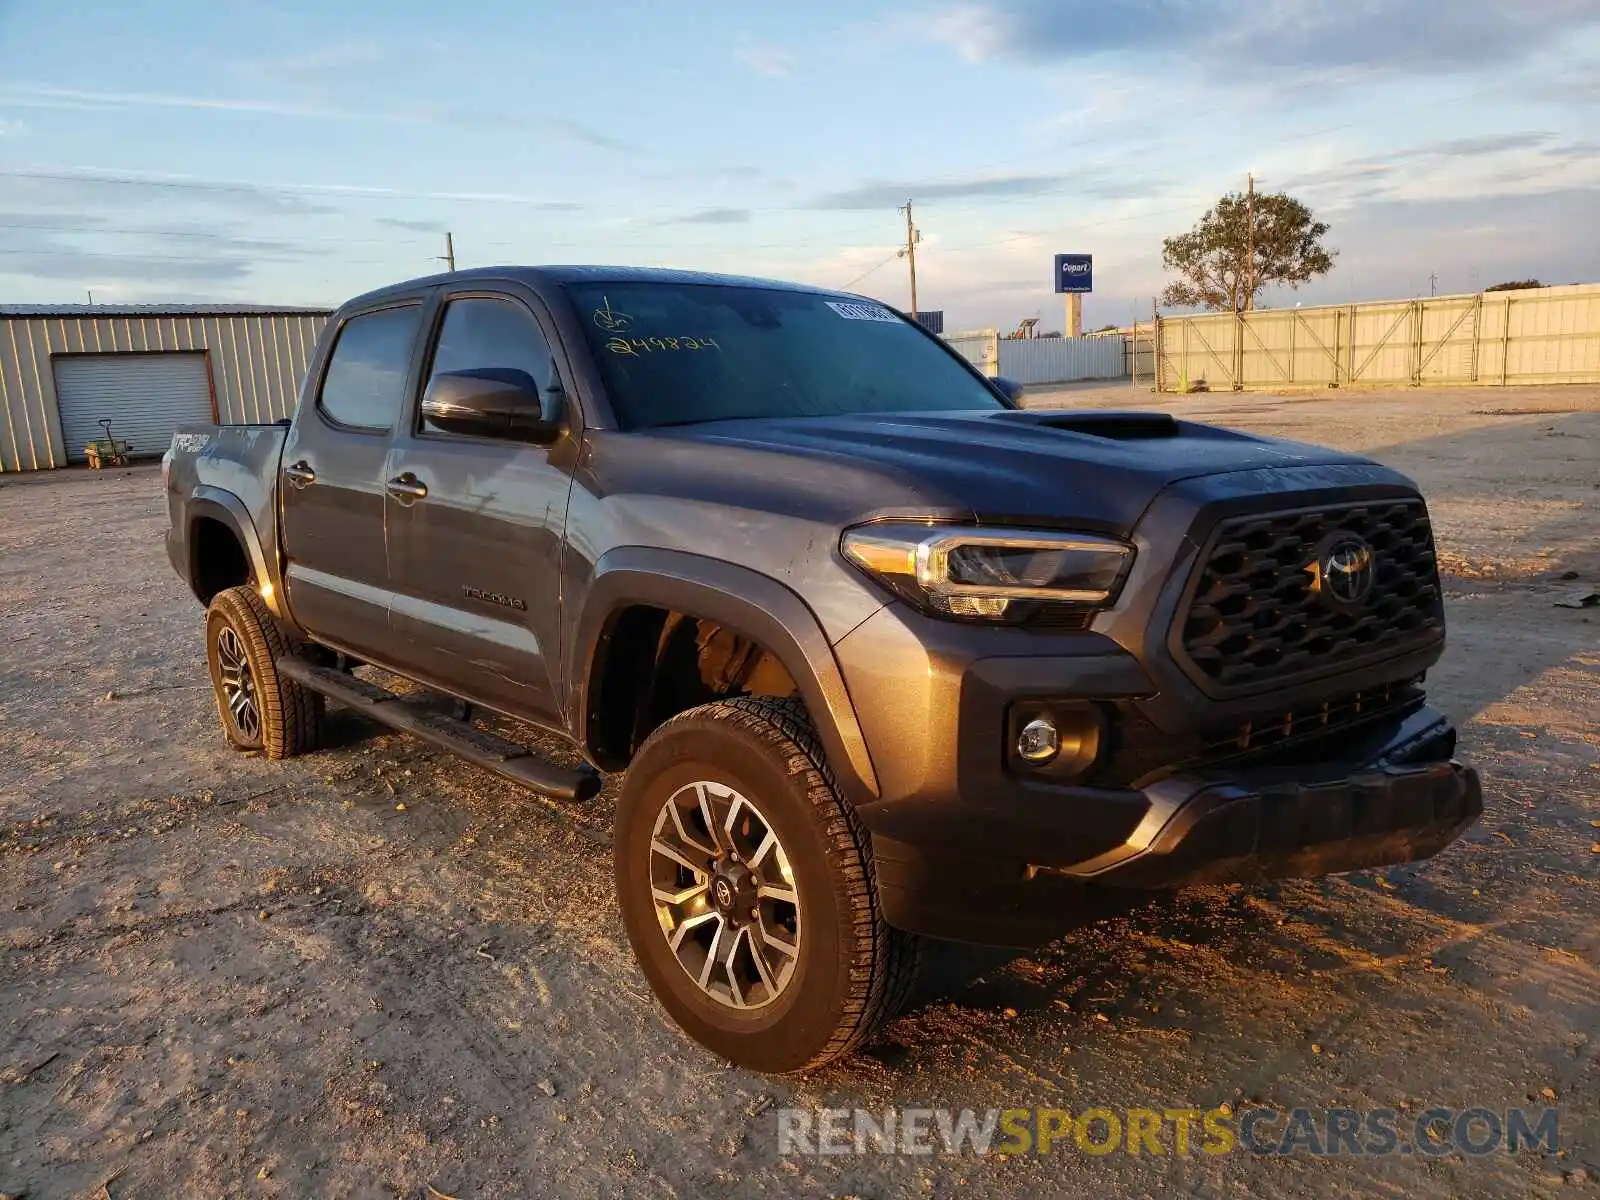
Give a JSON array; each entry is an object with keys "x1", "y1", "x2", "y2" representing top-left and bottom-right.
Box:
[{"x1": 384, "y1": 289, "x2": 577, "y2": 724}]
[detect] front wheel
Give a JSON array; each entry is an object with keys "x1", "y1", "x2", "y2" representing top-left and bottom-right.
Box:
[{"x1": 614, "y1": 696, "x2": 918, "y2": 1073}]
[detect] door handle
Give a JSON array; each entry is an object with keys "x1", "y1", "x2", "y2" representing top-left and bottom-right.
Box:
[
  {"x1": 283, "y1": 460, "x2": 316, "y2": 488},
  {"x1": 385, "y1": 472, "x2": 428, "y2": 503}
]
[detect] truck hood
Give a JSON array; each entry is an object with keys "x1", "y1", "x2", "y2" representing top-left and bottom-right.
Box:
[{"x1": 642, "y1": 408, "x2": 1381, "y2": 532}]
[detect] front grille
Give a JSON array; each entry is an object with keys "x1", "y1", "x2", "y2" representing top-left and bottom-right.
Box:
[
  {"x1": 1195, "y1": 676, "x2": 1425, "y2": 764},
  {"x1": 1178, "y1": 499, "x2": 1443, "y2": 691},
  {"x1": 1094, "y1": 677, "x2": 1426, "y2": 787}
]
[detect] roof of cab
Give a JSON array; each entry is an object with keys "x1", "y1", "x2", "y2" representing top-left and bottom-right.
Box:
[{"x1": 339, "y1": 265, "x2": 857, "y2": 311}]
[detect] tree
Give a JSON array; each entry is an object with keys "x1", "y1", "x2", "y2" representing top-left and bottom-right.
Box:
[
  {"x1": 1161, "y1": 190, "x2": 1335, "y2": 313},
  {"x1": 1485, "y1": 279, "x2": 1544, "y2": 292}
]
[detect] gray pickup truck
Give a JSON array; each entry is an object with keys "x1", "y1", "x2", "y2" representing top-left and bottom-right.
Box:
[{"x1": 163, "y1": 266, "x2": 1481, "y2": 1072}]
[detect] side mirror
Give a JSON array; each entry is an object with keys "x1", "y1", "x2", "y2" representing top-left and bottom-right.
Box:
[
  {"x1": 421, "y1": 368, "x2": 562, "y2": 444},
  {"x1": 990, "y1": 376, "x2": 1025, "y2": 403}
]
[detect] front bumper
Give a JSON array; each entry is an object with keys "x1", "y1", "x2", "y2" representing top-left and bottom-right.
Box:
[{"x1": 866, "y1": 707, "x2": 1481, "y2": 946}]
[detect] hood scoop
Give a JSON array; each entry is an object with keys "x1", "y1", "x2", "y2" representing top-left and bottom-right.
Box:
[{"x1": 989, "y1": 409, "x2": 1182, "y2": 440}]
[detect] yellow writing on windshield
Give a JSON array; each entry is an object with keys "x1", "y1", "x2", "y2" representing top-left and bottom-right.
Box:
[{"x1": 606, "y1": 335, "x2": 722, "y2": 357}]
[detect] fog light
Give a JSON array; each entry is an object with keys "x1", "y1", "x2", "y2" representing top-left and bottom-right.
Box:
[{"x1": 1016, "y1": 717, "x2": 1061, "y2": 764}]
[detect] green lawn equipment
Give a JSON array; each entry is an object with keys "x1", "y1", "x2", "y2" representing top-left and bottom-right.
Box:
[{"x1": 84, "y1": 418, "x2": 132, "y2": 469}]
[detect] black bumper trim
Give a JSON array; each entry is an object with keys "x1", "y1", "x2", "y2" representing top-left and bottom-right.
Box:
[{"x1": 871, "y1": 710, "x2": 1481, "y2": 946}]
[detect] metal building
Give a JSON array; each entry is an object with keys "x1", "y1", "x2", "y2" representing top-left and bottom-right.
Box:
[{"x1": 0, "y1": 304, "x2": 331, "y2": 472}]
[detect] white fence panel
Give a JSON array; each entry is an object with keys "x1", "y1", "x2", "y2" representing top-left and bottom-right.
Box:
[
  {"x1": 1155, "y1": 283, "x2": 1600, "y2": 391},
  {"x1": 943, "y1": 328, "x2": 999, "y2": 377},
  {"x1": 997, "y1": 336, "x2": 1127, "y2": 385}
]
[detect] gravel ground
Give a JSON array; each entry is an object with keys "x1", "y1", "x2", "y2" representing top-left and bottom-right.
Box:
[{"x1": 1, "y1": 384, "x2": 1596, "y2": 1199}]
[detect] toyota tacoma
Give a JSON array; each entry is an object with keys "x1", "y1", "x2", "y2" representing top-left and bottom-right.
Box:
[{"x1": 162, "y1": 267, "x2": 1481, "y2": 1073}]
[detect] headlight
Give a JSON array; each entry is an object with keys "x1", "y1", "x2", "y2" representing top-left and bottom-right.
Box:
[{"x1": 841, "y1": 523, "x2": 1133, "y2": 621}]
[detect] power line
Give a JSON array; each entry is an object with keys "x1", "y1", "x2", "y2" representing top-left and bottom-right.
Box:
[{"x1": 840, "y1": 251, "x2": 900, "y2": 290}]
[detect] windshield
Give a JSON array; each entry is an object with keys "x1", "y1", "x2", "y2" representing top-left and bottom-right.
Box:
[{"x1": 563, "y1": 282, "x2": 1006, "y2": 430}]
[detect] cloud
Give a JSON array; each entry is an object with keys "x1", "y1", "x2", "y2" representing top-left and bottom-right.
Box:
[
  {"x1": 736, "y1": 41, "x2": 796, "y2": 78},
  {"x1": 665, "y1": 207, "x2": 752, "y2": 225},
  {"x1": 374, "y1": 216, "x2": 449, "y2": 233},
  {"x1": 0, "y1": 210, "x2": 100, "y2": 232},
  {"x1": 246, "y1": 41, "x2": 388, "y2": 88},
  {"x1": 0, "y1": 84, "x2": 334, "y2": 119},
  {"x1": 1274, "y1": 128, "x2": 1589, "y2": 211},
  {"x1": 0, "y1": 168, "x2": 338, "y2": 217},
  {"x1": 927, "y1": 0, "x2": 1600, "y2": 78},
  {"x1": 0, "y1": 248, "x2": 257, "y2": 285},
  {"x1": 0, "y1": 85, "x2": 638, "y2": 153},
  {"x1": 0, "y1": 226, "x2": 302, "y2": 289},
  {"x1": 1388, "y1": 131, "x2": 1555, "y2": 160},
  {"x1": 1301, "y1": 186, "x2": 1600, "y2": 297},
  {"x1": 0, "y1": 167, "x2": 587, "y2": 213},
  {"x1": 811, "y1": 172, "x2": 1071, "y2": 209},
  {"x1": 807, "y1": 170, "x2": 1176, "y2": 210}
]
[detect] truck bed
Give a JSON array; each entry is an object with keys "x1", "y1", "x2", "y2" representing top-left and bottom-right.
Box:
[{"x1": 164, "y1": 423, "x2": 288, "y2": 599}]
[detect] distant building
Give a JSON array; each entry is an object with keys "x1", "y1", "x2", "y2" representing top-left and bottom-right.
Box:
[{"x1": 0, "y1": 303, "x2": 331, "y2": 472}]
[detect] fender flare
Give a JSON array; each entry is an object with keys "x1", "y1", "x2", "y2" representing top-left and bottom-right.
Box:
[
  {"x1": 572, "y1": 547, "x2": 881, "y2": 804},
  {"x1": 186, "y1": 486, "x2": 280, "y2": 617}
]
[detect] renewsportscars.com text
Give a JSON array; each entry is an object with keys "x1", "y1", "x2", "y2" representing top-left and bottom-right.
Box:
[{"x1": 777, "y1": 1105, "x2": 1560, "y2": 1158}]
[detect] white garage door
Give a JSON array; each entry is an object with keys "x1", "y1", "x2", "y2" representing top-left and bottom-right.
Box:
[{"x1": 53, "y1": 353, "x2": 214, "y2": 463}]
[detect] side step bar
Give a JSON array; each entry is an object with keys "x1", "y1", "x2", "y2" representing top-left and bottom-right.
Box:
[{"x1": 276, "y1": 657, "x2": 603, "y2": 803}]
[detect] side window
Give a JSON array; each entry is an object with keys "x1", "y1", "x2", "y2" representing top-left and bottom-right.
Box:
[
  {"x1": 318, "y1": 305, "x2": 423, "y2": 432},
  {"x1": 423, "y1": 297, "x2": 557, "y2": 436}
]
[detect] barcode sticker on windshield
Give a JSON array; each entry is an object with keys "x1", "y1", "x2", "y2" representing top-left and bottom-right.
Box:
[{"x1": 826, "y1": 301, "x2": 899, "y2": 323}]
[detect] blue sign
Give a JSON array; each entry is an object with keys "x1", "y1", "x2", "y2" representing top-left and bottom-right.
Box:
[{"x1": 1054, "y1": 253, "x2": 1093, "y2": 294}]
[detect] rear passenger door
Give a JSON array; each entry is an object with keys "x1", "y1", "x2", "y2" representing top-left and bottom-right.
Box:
[
  {"x1": 279, "y1": 300, "x2": 426, "y2": 661},
  {"x1": 384, "y1": 289, "x2": 577, "y2": 724}
]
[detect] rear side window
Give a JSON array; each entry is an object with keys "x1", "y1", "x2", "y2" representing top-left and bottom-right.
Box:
[{"x1": 318, "y1": 305, "x2": 422, "y2": 431}]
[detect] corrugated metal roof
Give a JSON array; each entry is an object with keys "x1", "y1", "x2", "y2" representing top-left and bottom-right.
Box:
[{"x1": 0, "y1": 303, "x2": 332, "y2": 317}]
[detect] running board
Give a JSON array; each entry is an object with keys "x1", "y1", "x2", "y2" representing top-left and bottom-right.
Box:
[{"x1": 276, "y1": 657, "x2": 603, "y2": 803}]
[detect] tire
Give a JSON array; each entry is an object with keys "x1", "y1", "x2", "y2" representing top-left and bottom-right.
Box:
[
  {"x1": 614, "y1": 696, "x2": 918, "y2": 1072},
  {"x1": 204, "y1": 585, "x2": 322, "y2": 759}
]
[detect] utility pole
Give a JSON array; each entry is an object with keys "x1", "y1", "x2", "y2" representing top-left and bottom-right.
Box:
[
  {"x1": 1243, "y1": 172, "x2": 1255, "y2": 313},
  {"x1": 436, "y1": 231, "x2": 456, "y2": 273},
  {"x1": 897, "y1": 200, "x2": 920, "y2": 319},
  {"x1": 1429, "y1": 272, "x2": 1438, "y2": 297},
  {"x1": 86, "y1": 289, "x2": 94, "y2": 305}
]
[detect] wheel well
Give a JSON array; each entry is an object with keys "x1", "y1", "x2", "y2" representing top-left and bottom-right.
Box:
[
  {"x1": 190, "y1": 516, "x2": 251, "y2": 604},
  {"x1": 588, "y1": 605, "x2": 799, "y2": 771}
]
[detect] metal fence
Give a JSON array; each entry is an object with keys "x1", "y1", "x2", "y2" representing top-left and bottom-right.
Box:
[
  {"x1": 1126, "y1": 324, "x2": 1156, "y2": 384},
  {"x1": 1156, "y1": 283, "x2": 1600, "y2": 391},
  {"x1": 998, "y1": 335, "x2": 1126, "y2": 385},
  {"x1": 942, "y1": 329, "x2": 1130, "y2": 385}
]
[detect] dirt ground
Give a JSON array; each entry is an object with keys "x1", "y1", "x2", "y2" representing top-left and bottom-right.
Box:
[{"x1": 1, "y1": 384, "x2": 1596, "y2": 1199}]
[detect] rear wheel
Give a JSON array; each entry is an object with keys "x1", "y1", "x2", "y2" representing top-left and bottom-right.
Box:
[
  {"x1": 204, "y1": 585, "x2": 322, "y2": 759},
  {"x1": 615, "y1": 696, "x2": 918, "y2": 1072}
]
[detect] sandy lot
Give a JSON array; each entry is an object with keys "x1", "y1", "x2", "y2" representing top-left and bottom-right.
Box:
[{"x1": 1, "y1": 385, "x2": 1597, "y2": 1199}]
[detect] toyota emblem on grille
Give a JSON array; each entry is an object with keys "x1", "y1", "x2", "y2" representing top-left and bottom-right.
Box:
[{"x1": 1311, "y1": 533, "x2": 1375, "y2": 608}]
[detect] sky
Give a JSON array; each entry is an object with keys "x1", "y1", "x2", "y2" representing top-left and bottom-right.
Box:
[{"x1": 0, "y1": 0, "x2": 1597, "y2": 330}]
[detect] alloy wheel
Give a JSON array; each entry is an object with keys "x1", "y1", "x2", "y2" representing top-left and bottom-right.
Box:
[
  {"x1": 215, "y1": 625, "x2": 260, "y2": 741},
  {"x1": 648, "y1": 780, "x2": 801, "y2": 1010}
]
